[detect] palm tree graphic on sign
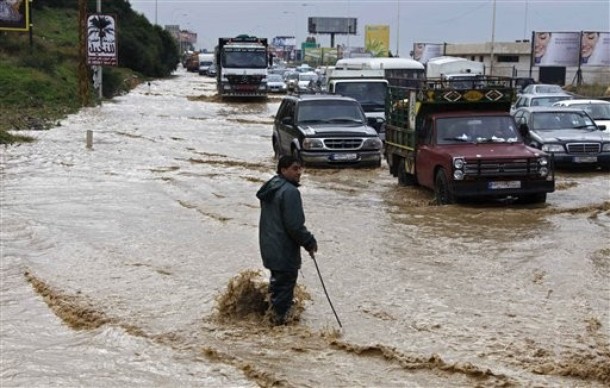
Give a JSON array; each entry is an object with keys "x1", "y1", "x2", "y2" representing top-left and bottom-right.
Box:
[{"x1": 88, "y1": 15, "x2": 114, "y2": 44}]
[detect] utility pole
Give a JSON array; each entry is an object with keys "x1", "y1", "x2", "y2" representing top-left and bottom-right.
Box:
[
  {"x1": 78, "y1": 0, "x2": 89, "y2": 106},
  {"x1": 490, "y1": 0, "x2": 496, "y2": 76}
]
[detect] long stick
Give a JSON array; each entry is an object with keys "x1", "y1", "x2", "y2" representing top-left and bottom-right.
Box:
[{"x1": 311, "y1": 254, "x2": 342, "y2": 328}]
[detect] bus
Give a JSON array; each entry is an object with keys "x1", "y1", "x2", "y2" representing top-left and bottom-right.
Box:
[{"x1": 334, "y1": 57, "x2": 425, "y2": 87}]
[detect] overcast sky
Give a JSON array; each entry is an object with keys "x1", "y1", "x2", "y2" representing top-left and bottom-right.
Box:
[{"x1": 128, "y1": 0, "x2": 610, "y2": 56}]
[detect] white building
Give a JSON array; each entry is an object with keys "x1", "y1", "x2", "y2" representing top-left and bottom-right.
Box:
[{"x1": 443, "y1": 41, "x2": 609, "y2": 86}]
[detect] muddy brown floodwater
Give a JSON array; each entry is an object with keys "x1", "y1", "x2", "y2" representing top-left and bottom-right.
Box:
[{"x1": 1, "y1": 68, "x2": 609, "y2": 387}]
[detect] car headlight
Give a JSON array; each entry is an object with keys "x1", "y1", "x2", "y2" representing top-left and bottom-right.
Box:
[
  {"x1": 539, "y1": 167, "x2": 548, "y2": 177},
  {"x1": 453, "y1": 170, "x2": 465, "y2": 180},
  {"x1": 603, "y1": 143, "x2": 610, "y2": 151},
  {"x1": 538, "y1": 156, "x2": 548, "y2": 166},
  {"x1": 362, "y1": 137, "x2": 383, "y2": 150},
  {"x1": 541, "y1": 144, "x2": 565, "y2": 152},
  {"x1": 453, "y1": 157, "x2": 465, "y2": 169},
  {"x1": 302, "y1": 138, "x2": 324, "y2": 150}
]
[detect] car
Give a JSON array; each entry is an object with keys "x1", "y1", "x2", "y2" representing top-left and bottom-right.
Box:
[
  {"x1": 296, "y1": 72, "x2": 318, "y2": 93},
  {"x1": 520, "y1": 83, "x2": 566, "y2": 95},
  {"x1": 272, "y1": 94, "x2": 383, "y2": 167},
  {"x1": 206, "y1": 63, "x2": 217, "y2": 77},
  {"x1": 510, "y1": 93, "x2": 574, "y2": 114},
  {"x1": 513, "y1": 106, "x2": 610, "y2": 169},
  {"x1": 266, "y1": 74, "x2": 287, "y2": 93},
  {"x1": 513, "y1": 77, "x2": 536, "y2": 94},
  {"x1": 552, "y1": 99, "x2": 610, "y2": 131}
]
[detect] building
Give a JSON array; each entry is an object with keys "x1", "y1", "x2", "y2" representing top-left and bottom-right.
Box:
[{"x1": 443, "y1": 41, "x2": 609, "y2": 86}]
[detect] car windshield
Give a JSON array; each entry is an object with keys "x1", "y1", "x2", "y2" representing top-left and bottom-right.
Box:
[
  {"x1": 571, "y1": 103, "x2": 610, "y2": 120},
  {"x1": 535, "y1": 85, "x2": 563, "y2": 93},
  {"x1": 530, "y1": 96, "x2": 571, "y2": 107},
  {"x1": 297, "y1": 100, "x2": 365, "y2": 124},
  {"x1": 436, "y1": 116, "x2": 519, "y2": 144},
  {"x1": 532, "y1": 111, "x2": 597, "y2": 130},
  {"x1": 299, "y1": 73, "x2": 317, "y2": 82},
  {"x1": 334, "y1": 82, "x2": 387, "y2": 112},
  {"x1": 267, "y1": 74, "x2": 283, "y2": 82}
]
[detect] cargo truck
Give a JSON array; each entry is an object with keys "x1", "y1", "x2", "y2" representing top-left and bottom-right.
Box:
[
  {"x1": 384, "y1": 78, "x2": 555, "y2": 204},
  {"x1": 215, "y1": 35, "x2": 269, "y2": 98}
]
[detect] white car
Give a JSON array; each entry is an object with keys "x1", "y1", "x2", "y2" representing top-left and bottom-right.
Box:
[{"x1": 553, "y1": 99, "x2": 610, "y2": 131}]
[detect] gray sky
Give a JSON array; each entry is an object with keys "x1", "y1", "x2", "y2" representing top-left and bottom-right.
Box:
[{"x1": 128, "y1": 0, "x2": 610, "y2": 56}]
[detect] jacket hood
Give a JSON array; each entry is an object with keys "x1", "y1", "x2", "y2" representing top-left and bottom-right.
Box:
[{"x1": 256, "y1": 175, "x2": 297, "y2": 202}]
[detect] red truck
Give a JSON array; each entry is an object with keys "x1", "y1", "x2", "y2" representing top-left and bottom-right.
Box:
[{"x1": 383, "y1": 78, "x2": 555, "y2": 204}]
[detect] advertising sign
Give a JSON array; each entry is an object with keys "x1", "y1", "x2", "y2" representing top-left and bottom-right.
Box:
[
  {"x1": 580, "y1": 31, "x2": 610, "y2": 66},
  {"x1": 303, "y1": 47, "x2": 338, "y2": 65},
  {"x1": 272, "y1": 36, "x2": 296, "y2": 49},
  {"x1": 0, "y1": 0, "x2": 29, "y2": 31},
  {"x1": 365, "y1": 25, "x2": 390, "y2": 57},
  {"x1": 308, "y1": 17, "x2": 357, "y2": 35},
  {"x1": 532, "y1": 31, "x2": 579, "y2": 67},
  {"x1": 87, "y1": 14, "x2": 118, "y2": 66},
  {"x1": 412, "y1": 43, "x2": 443, "y2": 64}
]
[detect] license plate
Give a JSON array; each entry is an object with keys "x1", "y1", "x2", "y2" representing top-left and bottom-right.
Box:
[
  {"x1": 573, "y1": 156, "x2": 597, "y2": 163},
  {"x1": 488, "y1": 181, "x2": 521, "y2": 189},
  {"x1": 331, "y1": 153, "x2": 358, "y2": 161}
]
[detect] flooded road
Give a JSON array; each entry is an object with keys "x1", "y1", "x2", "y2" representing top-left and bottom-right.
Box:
[{"x1": 1, "y1": 69, "x2": 609, "y2": 387}]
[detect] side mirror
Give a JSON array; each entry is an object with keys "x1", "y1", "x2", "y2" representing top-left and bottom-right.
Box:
[
  {"x1": 598, "y1": 124, "x2": 607, "y2": 131},
  {"x1": 518, "y1": 123, "x2": 529, "y2": 137},
  {"x1": 281, "y1": 116, "x2": 294, "y2": 125}
]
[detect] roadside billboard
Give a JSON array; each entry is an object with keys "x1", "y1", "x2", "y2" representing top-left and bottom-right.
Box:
[
  {"x1": 303, "y1": 47, "x2": 338, "y2": 65},
  {"x1": 411, "y1": 43, "x2": 443, "y2": 64},
  {"x1": 272, "y1": 36, "x2": 296, "y2": 49},
  {"x1": 532, "y1": 31, "x2": 580, "y2": 67},
  {"x1": 580, "y1": 31, "x2": 610, "y2": 66},
  {"x1": 364, "y1": 25, "x2": 390, "y2": 57},
  {"x1": 0, "y1": 0, "x2": 29, "y2": 31},
  {"x1": 308, "y1": 17, "x2": 357, "y2": 35}
]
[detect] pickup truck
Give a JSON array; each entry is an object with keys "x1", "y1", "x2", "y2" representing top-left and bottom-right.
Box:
[{"x1": 384, "y1": 78, "x2": 555, "y2": 204}]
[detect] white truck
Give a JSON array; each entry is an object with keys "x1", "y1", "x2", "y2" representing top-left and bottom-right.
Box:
[
  {"x1": 198, "y1": 53, "x2": 214, "y2": 76},
  {"x1": 326, "y1": 68, "x2": 388, "y2": 137},
  {"x1": 425, "y1": 56, "x2": 485, "y2": 89}
]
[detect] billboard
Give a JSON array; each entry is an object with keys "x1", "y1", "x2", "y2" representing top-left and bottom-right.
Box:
[
  {"x1": 272, "y1": 36, "x2": 296, "y2": 49},
  {"x1": 0, "y1": 0, "x2": 29, "y2": 31},
  {"x1": 580, "y1": 31, "x2": 610, "y2": 66},
  {"x1": 532, "y1": 31, "x2": 580, "y2": 67},
  {"x1": 412, "y1": 43, "x2": 443, "y2": 64},
  {"x1": 303, "y1": 47, "x2": 338, "y2": 65},
  {"x1": 365, "y1": 25, "x2": 390, "y2": 57},
  {"x1": 308, "y1": 17, "x2": 357, "y2": 35},
  {"x1": 87, "y1": 14, "x2": 118, "y2": 66}
]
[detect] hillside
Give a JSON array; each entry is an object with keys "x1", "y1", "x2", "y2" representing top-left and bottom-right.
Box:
[{"x1": 0, "y1": 1, "x2": 179, "y2": 144}]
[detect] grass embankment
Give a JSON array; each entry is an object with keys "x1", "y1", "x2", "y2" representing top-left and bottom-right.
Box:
[{"x1": 0, "y1": 7, "x2": 140, "y2": 144}]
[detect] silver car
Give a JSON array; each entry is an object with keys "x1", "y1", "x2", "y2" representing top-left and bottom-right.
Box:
[
  {"x1": 510, "y1": 93, "x2": 574, "y2": 115},
  {"x1": 513, "y1": 106, "x2": 610, "y2": 169}
]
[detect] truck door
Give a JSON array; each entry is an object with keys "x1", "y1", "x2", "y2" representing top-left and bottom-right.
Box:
[{"x1": 414, "y1": 117, "x2": 436, "y2": 188}]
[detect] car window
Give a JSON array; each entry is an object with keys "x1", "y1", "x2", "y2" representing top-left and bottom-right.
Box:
[
  {"x1": 297, "y1": 100, "x2": 364, "y2": 123},
  {"x1": 436, "y1": 116, "x2": 518, "y2": 144},
  {"x1": 531, "y1": 96, "x2": 571, "y2": 107},
  {"x1": 531, "y1": 111, "x2": 596, "y2": 130},
  {"x1": 572, "y1": 103, "x2": 610, "y2": 120}
]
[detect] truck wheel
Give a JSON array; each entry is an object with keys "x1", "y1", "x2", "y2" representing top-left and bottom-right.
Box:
[
  {"x1": 292, "y1": 147, "x2": 303, "y2": 165},
  {"x1": 397, "y1": 157, "x2": 417, "y2": 186},
  {"x1": 434, "y1": 169, "x2": 454, "y2": 205},
  {"x1": 387, "y1": 153, "x2": 397, "y2": 176}
]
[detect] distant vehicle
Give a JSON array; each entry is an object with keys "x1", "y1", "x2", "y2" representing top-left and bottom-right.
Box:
[
  {"x1": 296, "y1": 72, "x2": 318, "y2": 93},
  {"x1": 334, "y1": 57, "x2": 425, "y2": 87},
  {"x1": 513, "y1": 77, "x2": 536, "y2": 93},
  {"x1": 521, "y1": 83, "x2": 565, "y2": 95},
  {"x1": 510, "y1": 93, "x2": 574, "y2": 114},
  {"x1": 215, "y1": 35, "x2": 269, "y2": 98},
  {"x1": 513, "y1": 106, "x2": 610, "y2": 169},
  {"x1": 198, "y1": 53, "x2": 214, "y2": 76},
  {"x1": 553, "y1": 99, "x2": 610, "y2": 131},
  {"x1": 425, "y1": 56, "x2": 486, "y2": 89},
  {"x1": 272, "y1": 94, "x2": 383, "y2": 168},
  {"x1": 207, "y1": 63, "x2": 217, "y2": 77},
  {"x1": 266, "y1": 74, "x2": 287, "y2": 93}
]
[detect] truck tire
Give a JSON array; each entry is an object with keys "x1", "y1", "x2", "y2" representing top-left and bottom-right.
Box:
[
  {"x1": 397, "y1": 157, "x2": 417, "y2": 186},
  {"x1": 434, "y1": 169, "x2": 454, "y2": 205}
]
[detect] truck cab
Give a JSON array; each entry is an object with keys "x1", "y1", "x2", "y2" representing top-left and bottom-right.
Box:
[{"x1": 384, "y1": 79, "x2": 555, "y2": 204}]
